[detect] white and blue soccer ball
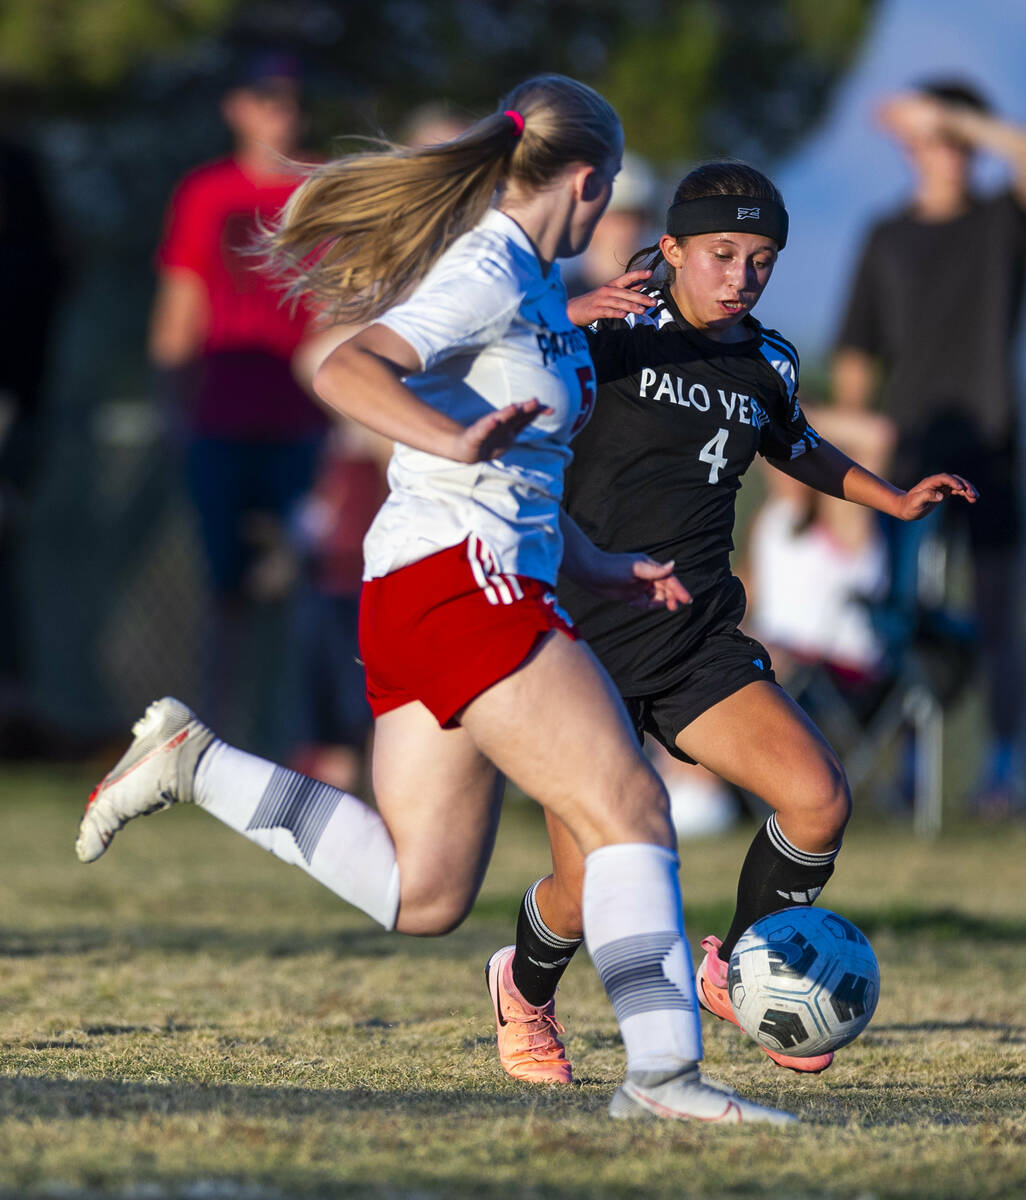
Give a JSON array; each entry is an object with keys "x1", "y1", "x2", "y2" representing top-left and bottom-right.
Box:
[{"x1": 727, "y1": 907, "x2": 880, "y2": 1058}]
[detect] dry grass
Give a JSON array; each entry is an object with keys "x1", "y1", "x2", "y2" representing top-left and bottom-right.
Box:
[{"x1": 1, "y1": 763, "x2": 1024, "y2": 1199}]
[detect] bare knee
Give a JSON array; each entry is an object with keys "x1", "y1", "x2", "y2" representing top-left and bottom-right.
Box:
[
  {"x1": 777, "y1": 753, "x2": 851, "y2": 850},
  {"x1": 393, "y1": 868, "x2": 477, "y2": 931},
  {"x1": 587, "y1": 758, "x2": 675, "y2": 851},
  {"x1": 394, "y1": 885, "x2": 475, "y2": 937}
]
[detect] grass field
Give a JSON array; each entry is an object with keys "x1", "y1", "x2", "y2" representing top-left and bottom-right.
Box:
[{"x1": 1, "y1": 763, "x2": 1025, "y2": 1199}]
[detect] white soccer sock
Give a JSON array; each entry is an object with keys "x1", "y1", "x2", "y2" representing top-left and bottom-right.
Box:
[
  {"x1": 583, "y1": 842, "x2": 703, "y2": 1074},
  {"x1": 194, "y1": 740, "x2": 400, "y2": 929}
]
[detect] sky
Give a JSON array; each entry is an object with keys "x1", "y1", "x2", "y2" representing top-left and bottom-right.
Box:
[{"x1": 753, "y1": 0, "x2": 1026, "y2": 374}]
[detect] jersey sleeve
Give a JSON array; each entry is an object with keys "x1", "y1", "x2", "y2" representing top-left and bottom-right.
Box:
[
  {"x1": 755, "y1": 332, "x2": 821, "y2": 462},
  {"x1": 377, "y1": 241, "x2": 523, "y2": 372},
  {"x1": 759, "y1": 398, "x2": 820, "y2": 462},
  {"x1": 835, "y1": 224, "x2": 886, "y2": 356}
]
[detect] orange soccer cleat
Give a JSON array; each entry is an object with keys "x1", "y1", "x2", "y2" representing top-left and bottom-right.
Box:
[
  {"x1": 485, "y1": 945, "x2": 572, "y2": 1084},
  {"x1": 696, "y1": 934, "x2": 834, "y2": 1074}
]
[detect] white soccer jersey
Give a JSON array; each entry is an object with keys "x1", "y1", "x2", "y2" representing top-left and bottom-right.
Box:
[{"x1": 363, "y1": 208, "x2": 596, "y2": 585}]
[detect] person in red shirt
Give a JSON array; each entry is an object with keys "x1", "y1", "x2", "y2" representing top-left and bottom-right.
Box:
[
  {"x1": 287, "y1": 423, "x2": 390, "y2": 790},
  {"x1": 150, "y1": 50, "x2": 329, "y2": 741}
]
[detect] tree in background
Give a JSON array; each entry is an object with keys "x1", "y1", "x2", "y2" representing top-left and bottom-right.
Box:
[{"x1": 1, "y1": 0, "x2": 876, "y2": 165}]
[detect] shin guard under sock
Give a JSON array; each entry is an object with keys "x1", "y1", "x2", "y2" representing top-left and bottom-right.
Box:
[
  {"x1": 719, "y1": 814, "x2": 838, "y2": 961},
  {"x1": 511, "y1": 878, "x2": 583, "y2": 1006}
]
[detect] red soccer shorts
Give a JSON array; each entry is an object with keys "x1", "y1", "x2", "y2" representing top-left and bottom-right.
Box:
[{"x1": 359, "y1": 534, "x2": 577, "y2": 727}]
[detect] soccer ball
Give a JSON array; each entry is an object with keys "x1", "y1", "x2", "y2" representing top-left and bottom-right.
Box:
[{"x1": 727, "y1": 907, "x2": 879, "y2": 1058}]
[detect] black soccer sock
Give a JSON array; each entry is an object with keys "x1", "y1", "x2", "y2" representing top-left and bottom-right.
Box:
[
  {"x1": 719, "y1": 814, "x2": 839, "y2": 962},
  {"x1": 510, "y1": 878, "x2": 583, "y2": 1007}
]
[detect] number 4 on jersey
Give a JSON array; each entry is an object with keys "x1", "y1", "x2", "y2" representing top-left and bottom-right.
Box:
[{"x1": 699, "y1": 427, "x2": 729, "y2": 483}]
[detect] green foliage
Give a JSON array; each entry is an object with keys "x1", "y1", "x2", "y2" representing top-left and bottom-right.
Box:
[
  {"x1": 0, "y1": 0, "x2": 238, "y2": 88},
  {"x1": 599, "y1": 3, "x2": 718, "y2": 164},
  {"x1": 598, "y1": 0, "x2": 879, "y2": 167},
  {"x1": 0, "y1": 0, "x2": 876, "y2": 164}
]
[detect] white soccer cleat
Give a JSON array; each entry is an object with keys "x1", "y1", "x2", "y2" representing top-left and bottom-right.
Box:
[
  {"x1": 609, "y1": 1067, "x2": 798, "y2": 1125},
  {"x1": 75, "y1": 697, "x2": 214, "y2": 863}
]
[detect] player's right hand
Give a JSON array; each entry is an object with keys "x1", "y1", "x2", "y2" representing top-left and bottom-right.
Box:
[
  {"x1": 452, "y1": 399, "x2": 551, "y2": 463},
  {"x1": 567, "y1": 270, "x2": 656, "y2": 327}
]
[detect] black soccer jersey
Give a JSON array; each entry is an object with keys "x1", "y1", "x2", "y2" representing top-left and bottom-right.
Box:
[{"x1": 559, "y1": 287, "x2": 819, "y2": 696}]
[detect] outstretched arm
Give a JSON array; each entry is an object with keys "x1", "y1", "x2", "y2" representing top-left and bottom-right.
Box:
[
  {"x1": 770, "y1": 438, "x2": 977, "y2": 521},
  {"x1": 558, "y1": 510, "x2": 691, "y2": 611},
  {"x1": 315, "y1": 323, "x2": 547, "y2": 463}
]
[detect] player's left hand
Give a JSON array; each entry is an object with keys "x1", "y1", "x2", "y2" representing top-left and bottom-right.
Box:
[
  {"x1": 898, "y1": 473, "x2": 978, "y2": 521},
  {"x1": 582, "y1": 553, "x2": 692, "y2": 611}
]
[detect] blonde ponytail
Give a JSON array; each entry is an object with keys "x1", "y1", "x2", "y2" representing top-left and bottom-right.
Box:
[{"x1": 262, "y1": 74, "x2": 622, "y2": 325}]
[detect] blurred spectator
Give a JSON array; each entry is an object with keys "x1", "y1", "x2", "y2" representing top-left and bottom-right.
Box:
[
  {"x1": 398, "y1": 101, "x2": 473, "y2": 148},
  {"x1": 287, "y1": 421, "x2": 389, "y2": 791},
  {"x1": 832, "y1": 78, "x2": 1026, "y2": 814},
  {"x1": 562, "y1": 149, "x2": 659, "y2": 295},
  {"x1": 747, "y1": 405, "x2": 895, "y2": 684},
  {"x1": 0, "y1": 135, "x2": 64, "y2": 739},
  {"x1": 149, "y1": 49, "x2": 329, "y2": 747}
]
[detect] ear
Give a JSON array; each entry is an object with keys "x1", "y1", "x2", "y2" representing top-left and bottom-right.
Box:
[
  {"x1": 658, "y1": 233, "x2": 684, "y2": 267},
  {"x1": 577, "y1": 164, "x2": 606, "y2": 203}
]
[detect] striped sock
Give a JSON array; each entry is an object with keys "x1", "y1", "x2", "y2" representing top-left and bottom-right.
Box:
[
  {"x1": 511, "y1": 878, "x2": 583, "y2": 1006},
  {"x1": 583, "y1": 843, "x2": 702, "y2": 1074},
  {"x1": 719, "y1": 813, "x2": 839, "y2": 960},
  {"x1": 194, "y1": 739, "x2": 400, "y2": 929}
]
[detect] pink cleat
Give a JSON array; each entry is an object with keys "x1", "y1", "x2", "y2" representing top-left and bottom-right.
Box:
[
  {"x1": 696, "y1": 934, "x2": 834, "y2": 1074},
  {"x1": 485, "y1": 946, "x2": 572, "y2": 1084}
]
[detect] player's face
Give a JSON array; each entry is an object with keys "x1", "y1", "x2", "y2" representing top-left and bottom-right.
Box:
[{"x1": 661, "y1": 231, "x2": 777, "y2": 341}]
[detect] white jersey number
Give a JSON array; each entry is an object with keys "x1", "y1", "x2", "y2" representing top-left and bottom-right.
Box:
[{"x1": 699, "y1": 427, "x2": 730, "y2": 483}]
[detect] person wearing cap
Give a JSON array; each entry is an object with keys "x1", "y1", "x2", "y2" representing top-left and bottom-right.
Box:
[
  {"x1": 484, "y1": 159, "x2": 977, "y2": 1085},
  {"x1": 149, "y1": 50, "x2": 330, "y2": 743},
  {"x1": 833, "y1": 79, "x2": 1026, "y2": 815}
]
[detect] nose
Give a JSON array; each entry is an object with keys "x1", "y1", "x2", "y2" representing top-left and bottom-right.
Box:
[{"x1": 723, "y1": 259, "x2": 748, "y2": 291}]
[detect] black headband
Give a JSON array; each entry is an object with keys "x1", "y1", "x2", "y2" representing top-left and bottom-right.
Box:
[{"x1": 666, "y1": 195, "x2": 788, "y2": 250}]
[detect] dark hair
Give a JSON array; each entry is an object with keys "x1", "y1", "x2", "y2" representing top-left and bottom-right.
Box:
[
  {"x1": 231, "y1": 48, "x2": 303, "y2": 92},
  {"x1": 626, "y1": 159, "x2": 783, "y2": 278},
  {"x1": 915, "y1": 77, "x2": 991, "y2": 114}
]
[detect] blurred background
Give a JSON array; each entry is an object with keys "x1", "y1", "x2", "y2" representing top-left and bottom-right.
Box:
[{"x1": 0, "y1": 0, "x2": 1022, "y2": 828}]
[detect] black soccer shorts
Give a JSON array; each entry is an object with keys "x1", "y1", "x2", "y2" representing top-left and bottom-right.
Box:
[{"x1": 623, "y1": 625, "x2": 776, "y2": 764}]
